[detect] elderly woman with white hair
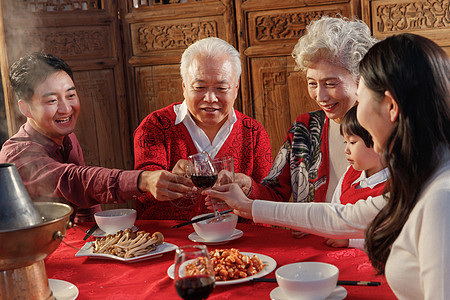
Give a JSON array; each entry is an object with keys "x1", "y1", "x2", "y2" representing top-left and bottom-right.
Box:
[
  {"x1": 133, "y1": 37, "x2": 272, "y2": 220},
  {"x1": 234, "y1": 16, "x2": 378, "y2": 221}
]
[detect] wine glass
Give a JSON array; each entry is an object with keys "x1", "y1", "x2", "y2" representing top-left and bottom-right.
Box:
[
  {"x1": 186, "y1": 152, "x2": 218, "y2": 190},
  {"x1": 186, "y1": 152, "x2": 219, "y2": 219},
  {"x1": 211, "y1": 156, "x2": 234, "y2": 186},
  {"x1": 209, "y1": 156, "x2": 234, "y2": 222},
  {"x1": 174, "y1": 245, "x2": 216, "y2": 300}
]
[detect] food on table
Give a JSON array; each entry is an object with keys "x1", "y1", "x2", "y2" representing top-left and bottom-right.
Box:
[
  {"x1": 185, "y1": 248, "x2": 266, "y2": 281},
  {"x1": 92, "y1": 228, "x2": 164, "y2": 258}
]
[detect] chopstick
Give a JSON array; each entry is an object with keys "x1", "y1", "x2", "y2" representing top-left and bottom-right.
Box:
[
  {"x1": 250, "y1": 278, "x2": 381, "y2": 286},
  {"x1": 250, "y1": 278, "x2": 277, "y2": 283},
  {"x1": 83, "y1": 224, "x2": 99, "y2": 241},
  {"x1": 337, "y1": 280, "x2": 381, "y2": 286},
  {"x1": 172, "y1": 209, "x2": 233, "y2": 228}
]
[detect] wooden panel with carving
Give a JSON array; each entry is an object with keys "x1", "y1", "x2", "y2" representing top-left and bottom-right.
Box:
[
  {"x1": 247, "y1": 6, "x2": 350, "y2": 48},
  {"x1": 135, "y1": 64, "x2": 183, "y2": 121},
  {"x1": 131, "y1": 19, "x2": 220, "y2": 57},
  {"x1": 236, "y1": 0, "x2": 359, "y2": 157},
  {"x1": 7, "y1": 25, "x2": 113, "y2": 62},
  {"x1": 361, "y1": 0, "x2": 450, "y2": 54},
  {"x1": 251, "y1": 56, "x2": 320, "y2": 158},
  {"x1": 251, "y1": 56, "x2": 292, "y2": 157},
  {"x1": 73, "y1": 69, "x2": 125, "y2": 168},
  {"x1": 24, "y1": 0, "x2": 100, "y2": 12}
]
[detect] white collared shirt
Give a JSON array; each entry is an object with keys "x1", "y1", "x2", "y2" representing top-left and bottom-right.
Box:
[
  {"x1": 354, "y1": 167, "x2": 389, "y2": 189},
  {"x1": 174, "y1": 100, "x2": 237, "y2": 159}
]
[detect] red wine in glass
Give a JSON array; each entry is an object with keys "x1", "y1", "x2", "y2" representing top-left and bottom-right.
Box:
[
  {"x1": 190, "y1": 174, "x2": 218, "y2": 189},
  {"x1": 174, "y1": 245, "x2": 215, "y2": 299},
  {"x1": 175, "y1": 275, "x2": 215, "y2": 300}
]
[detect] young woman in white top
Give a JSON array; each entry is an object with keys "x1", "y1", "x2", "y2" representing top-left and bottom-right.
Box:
[{"x1": 205, "y1": 34, "x2": 450, "y2": 299}]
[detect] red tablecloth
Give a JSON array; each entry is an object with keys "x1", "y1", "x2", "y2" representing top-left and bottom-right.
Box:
[{"x1": 45, "y1": 220, "x2": 396, "y2": 299}]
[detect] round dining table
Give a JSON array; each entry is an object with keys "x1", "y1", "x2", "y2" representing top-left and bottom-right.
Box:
[{"x1": 45, "y1": 219, "x2": 396, "y2": 299}]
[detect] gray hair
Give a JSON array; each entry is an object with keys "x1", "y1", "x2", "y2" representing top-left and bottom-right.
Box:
[
  {"x1": 180, "y1": 37, "x2": 241, "y2": 84},
  {"x1": 292, "y1": 16, "x2": 378, "y2": 78}
]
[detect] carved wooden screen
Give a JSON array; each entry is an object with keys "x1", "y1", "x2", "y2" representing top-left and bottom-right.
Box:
[
  {"x1": 235, "y1": 0, "x2": 361, "y2": 158},
  {"x1": 25, "y1": 0, "x2": 101, "y2": 12},
  {"x1": 120, "y1": 0, "x2": 237, "y2": 131},
  {"x1": 361, "y1": 0, "x2": 450, "y2": 55},
  {"x1": 0, "y1": 0, "x2": 132, "y2": 171}
]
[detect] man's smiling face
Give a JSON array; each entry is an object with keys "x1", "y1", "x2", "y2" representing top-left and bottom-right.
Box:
[
  {"x1": 182, "y1": 53, "x2": 239, "y2": 135},
  {"x1": 20, "y1": 70, "x2": 80, "y2": 145}
]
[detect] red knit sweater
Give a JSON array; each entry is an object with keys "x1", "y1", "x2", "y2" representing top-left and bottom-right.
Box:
[
  {"x1": 339, "y1": 166, "x2": 386, "y2": 205},
  {"x1": 133, "y1": 103, "x2": 273, "y2": 220}
]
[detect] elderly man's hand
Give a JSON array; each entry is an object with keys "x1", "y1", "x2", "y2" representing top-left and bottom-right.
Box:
[
  {"x1": 138, "y1": 169, "x2": 193, "y2": 201},
  {"x1": 172, "y1": 159, "x2": 189, "y2": 176},
  {"x1": 234, "y1": 173, "x2": 253, "y2": 196}
]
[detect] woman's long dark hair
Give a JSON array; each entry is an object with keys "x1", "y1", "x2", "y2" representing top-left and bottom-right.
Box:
[{"x1": 360, "y1": 34, "x2": 450, "y2": 274}]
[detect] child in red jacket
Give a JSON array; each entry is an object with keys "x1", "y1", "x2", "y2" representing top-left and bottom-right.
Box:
[{"x1": 326, "y1": 105, "x2": 389, "y2": 249}]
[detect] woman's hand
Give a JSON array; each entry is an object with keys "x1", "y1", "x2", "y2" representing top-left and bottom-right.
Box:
[
  {"x1": 291, "y1": 230, "x2": 309, "y2": 239},
  {"x1": 203, "y1": 183, "x2": 253, "y2": 219},
  {"x1": 138, "y1": 169, "x2": 193, "y2": 201},
  {"x1": 205, "y1": 173, "x2": 252, "y2": 211},
  {"x1": 204, "y1": 196, "x2": 231, "y2": 212}
]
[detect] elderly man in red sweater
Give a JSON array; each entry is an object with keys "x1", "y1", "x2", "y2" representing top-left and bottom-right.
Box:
[{"x1": 134, "y1": 37, "x2": 272, "y2": 220}]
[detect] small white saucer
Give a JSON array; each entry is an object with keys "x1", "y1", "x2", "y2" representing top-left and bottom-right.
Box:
[
  {"x1": 48, "y1": 279, "x2": 79, "y2": 300},
  {"x1": 270, "y1": 286, "x2": 347, "y2": 300},
  {"x1": 92, "y1": 225, "x2": 138, "y2": 237},
  {"x1": 188, "y1": 229, "x2": 243, "y2": 245}
]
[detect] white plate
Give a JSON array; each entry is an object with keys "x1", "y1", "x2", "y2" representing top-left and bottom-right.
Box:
[
  {"x1": 75, "y1": 241, "x2": 177, "y2": 262},
  {"x1": 167, "y1": 252, "x2": 276, "y2": 286},
  {"x1": 91, "y1": 225, "x2": 138, "y2": 237},
  {"x1": 188, "y1": 229, "x2": 244, "y2": 245},
  {"x1": 48, "y1": 279, "x2": 79, "y2": 300},
  {"x1": 270, "y1": 286, "x2": 347, "y2": 300}
]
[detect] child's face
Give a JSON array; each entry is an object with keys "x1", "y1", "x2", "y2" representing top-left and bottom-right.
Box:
[
  {"x1": 343, "y1": 134, "x2": 383, "y2": 177},
  {"x1": 19, "y1": 71, "x2": 80, "y2": 145}
]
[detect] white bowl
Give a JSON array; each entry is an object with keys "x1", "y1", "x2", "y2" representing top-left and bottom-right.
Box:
[
  {"x1": 275, "y1": 262, "x2": 339, "y2": 300},
  {"x1": 94, "y1": 209, "x2": 137, "y2": 235},
  {"x1": 192, "y1": 213, "x2": 237, "y2": 241}
]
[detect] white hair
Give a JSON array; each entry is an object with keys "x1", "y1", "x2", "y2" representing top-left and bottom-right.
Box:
[
  {"x1": 292, "y1": 16, "x2": 378, "y2": 78},
  {"x1": 180, "y1": 37, "x2": 241, "y2": 84}
]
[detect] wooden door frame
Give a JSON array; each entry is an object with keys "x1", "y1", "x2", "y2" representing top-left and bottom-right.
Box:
[{"x1": 0, "y1": 1, "x2": 16, "y2": 137}]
